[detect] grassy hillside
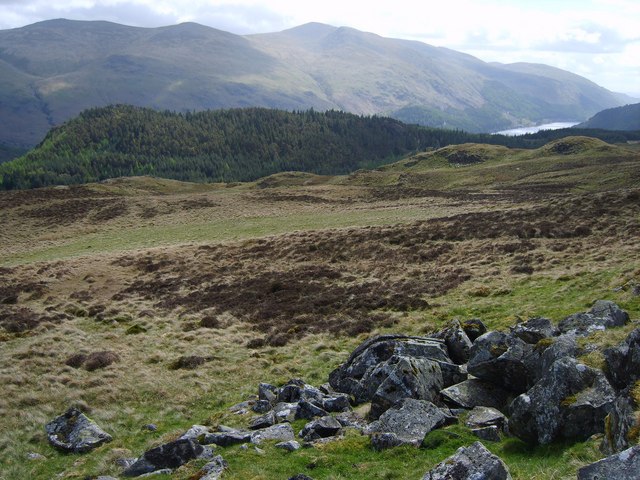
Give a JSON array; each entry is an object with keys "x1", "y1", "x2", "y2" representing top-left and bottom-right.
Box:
[
  {"x1": 0, "y1": 19, "x2": 631, "y2": 147},
  {"x1": 1, "y1": 138, "x2": 639, "y2": 479},
  {"x1": 576, "y1": 103, "x2": 640, "y2": 131}
]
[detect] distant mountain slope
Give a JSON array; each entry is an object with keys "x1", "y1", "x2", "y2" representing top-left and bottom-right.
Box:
[
  {"x1": 575, "y1": 103, "x2": 640, "y2": 131},
  {"x1": 0, "y1": 19, "x2": 633, "y2": 147}
]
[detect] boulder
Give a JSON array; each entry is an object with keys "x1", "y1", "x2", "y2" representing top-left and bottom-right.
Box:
[
  {"x1": 459, "y1": 318, "x2": 487, "y2": 342},
  {"x1": 440, "y1": 378, "x2": 511, "y2": 411},
  {"x1": 45, "y1": 408, "x2": 113, "y2": 453},
  {"x1": 558, "y1": 300, "x2": 629, "y2": 336},
  {"x1": 510, "y1": 317, "x2": 556, "y2": 344},
  {"x1": 248, "y1": 411, "x2": 277, "y2": 430},
  {"x1": 439, "y1": 320, "x2": 473, "y2": 364},
  {"x1": 250, "y1": 423, "x2": 295, "y2": 445},
  {"x1": 288, "y1": 475, "x2": 315, "y2": 480},
  {"x1": 465, "y1": 406, "x2": 507, "y2": 432},
  {"x1": 179, "y1": 425, "x2": 210, "y2": 440},
  {"x1": 328, "y1": 335, "x2": 450, "y2": 402},
  {"x1": 202, "y1": 428, "x2": 252, "y2": 447},
  {"x1": 467, "y1": 331, "x2": 534, "y2": 393},
  {"x1": 252, "y1": 400, "x2": 273, "y2": 414},
  {"x1": 529, "y1": 333, "x2": 580, "y2": 383},
  {"x1": 601, "y1": 395, "x2": 637, "y2": 454},
  {"x1": 295, "y1": 400, "x2": 328, "y2": 420},
  {"x1": 471, "y1": 426, "x2": 501, "y2": 442},
  {"x1": 370, "y1": 432, "x2": 406, "y2": 451},
  {"x1": 508, "y1": 357, "x2": 616, "y2": 444},
  {"x1": 299, "y1": 416, "x2": 342, "y2": 442},
  {"x1": 422, "y1": 441, "x2": 512, "y2": 480},
  {"x1": 320, "y1": 394, "x2": 352, "y2": 412},
  {"x1": 577, "y1": 445, "x2": 640, "y2": 480},
  {"x1": 275, "y1": 440, "x2": 301, "y2": 452},
  {"x1": 122, "y1": 438, "x2": 204, "y2": 477},
  {"x1": 273, "y1": 402, "x2": 299, "y2": 423},
  {"x1": 366, "y1": 399, "x2": 454, "y2": 447},
  {"x1": 603, "y1": 328, "x2": 640, "y2": 390},
  {"x1": 258, "y1": 383, "x2": 278, "y2": 403},
  {"x1": 367, "y1": 355, "x2": 444, "y2": 419}
]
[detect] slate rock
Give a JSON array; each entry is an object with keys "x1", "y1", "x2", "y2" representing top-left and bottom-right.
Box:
[
  {"x1": 273, "y1": 402, "x2": 299, "y2": 423},
  {"x1": 248, "y1": 410, "x2": 277, "y2": 430},
  {"x1": 603, "y1": 328, "x2": 640, "y2": 390},
  {"x1": 368, "y1": 355, "x2": 444, "y2": 419},
  {"x1": 440, "y1": 378, "x2": 511, "y2": 411},
  {"x1": 122, "y1": 438, "x2": 204, "y2": 477},
  {"x1": 367, "y1": 398, "x2": 454, "y2": 447},
  {"x1": 422, "y1": 441, "x2": 512, "y2": 480},
  {"x1": 467, "y1": 331, "x2": 534, "y2": 393},
  {"x1": 299, "y1": 416, "x2": 342, "y2": 442},
  {"x1": 558, "y1": 300, "x2": 629, "y2": 336},
  {"x1": 321, "y1": 394, "x2": 352, "y2": 412},
  {"x1": 252, "y1": 399, "x2": 273, "y2": 414},
  {"x1": 202, "y1": 428, "x2": 252, "y2": 447},
  {"x1": 328, "y1": 335, "x2": 450, "y2": 402},
  {"x1": 601, "y1": 395, "x2": 636, "y2": 454},
  {"x1": 250, "y1": 423, "x2": 295, "y2": 445},
  {"x1": 179, "y1": 424, "x2": 210, "y2": 440},
  {"x1": 275, "y1": 440, "x2": 301, "y2": 452},
  {"x1": 295, "y1": 400, "x2": 328, "y2": 420},
  {"x1": 529, "y1": 333, "x2": 580, "y2": 383},
  {"x1": 465, "y1": 406, "x2": 507, "y2": 432},
  {"x1": 438, "y1": 360, "x2": 468, "y2": 388},
  {"x1": 199, "y1": 455, "x2": 227, "y2": 480},
  {"x1": 441, "y1": 320, "x2": 474, "y2": 364},
  {"x1": 45, "y1": 408, "x2": 113, "y2": 453},
  {"x1": 459, "y1": 318, "x2": 487, "y2": 342},
  {"x1": 510, "y1": 317, "x2": 557, "y2": 344},
  {"x1": 258, "y1": 382, "x2": 278, "y2": 403},
  {"x1": 508, "y1": 357, "x2": 616, "y2": 445},
  {"x1": 471, "y1": 426, "x2": 501, "y2": 442},
  {"x1": 577, "y1": 445, "x2": 640, "y2": 480},
  {"x1": 370, "y1": 432, "x2": 406, "y2": 451}
]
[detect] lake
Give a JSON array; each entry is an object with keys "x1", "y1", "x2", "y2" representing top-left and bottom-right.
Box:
[{"x1": 495, "y1": 122, "x2": 580, "y2": 136}]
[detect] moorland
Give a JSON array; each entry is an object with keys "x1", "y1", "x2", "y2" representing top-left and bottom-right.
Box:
[{"x1": 1, "y1": 135, "x2": 639, "y2": 479}]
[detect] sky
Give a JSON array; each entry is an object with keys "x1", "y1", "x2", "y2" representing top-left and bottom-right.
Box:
[{"x1": 0, "y1": 0, "x2": 638, "y2": 97}]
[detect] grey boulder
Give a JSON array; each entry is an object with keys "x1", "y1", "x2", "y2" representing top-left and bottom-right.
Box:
[
  {"x1": 440, "y1": 378, "x2": 511, "y2": 411},
  {"x1": 122, "y1": 438, "x2": 204, "y2": 477},
  {"x1": 603, "y1": 328, "x2": 640, "y2": 390},
  {"x1": 508, "y1": 357, "x2": 616, "y2": 444},
  {"x1": 510, "y1": 317, "x2": 556, "y2": 344},
  {"x1": 578, "y1": 445, "x2": 640, "y2": 480},
  {"x1": 367, "y1": 398, "x2": 454, "y2": 448},
  {"x1": 558, "y1": 300, "x2": 629, "y2": 336},
  {"x1": 45, "y1": 408, "x2": 112, "y2": 453},
  {"x1": 199, "y1": 456, "x2": 228, "y2": 480},
  {"x1": 467, "y1": 331, "x2": 534, "y2": 394},
  {"x1": 250, "y1": 423, "x2": 295, "y2": 445},
  {"x1": 299, "y1": 416, "x2": 342, "y2": 442},
  {"x1": 465, "y1": 406, "x2": 507, "y2": 432},
  {"x1": 422, "y1": 441, "x2": 512, "y2": 480}
]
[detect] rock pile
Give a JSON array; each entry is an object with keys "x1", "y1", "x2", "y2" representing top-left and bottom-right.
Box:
[{"x1": 44, "y1": 300, "x2": 639, "y2": 479}]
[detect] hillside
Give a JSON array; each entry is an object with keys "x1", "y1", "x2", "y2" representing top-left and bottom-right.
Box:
[
  {"x1": 1, "y1": 137, "x2": 639, "y2": 479},
  {"x1": 0, "y1": 19, "x2": 633, "y2": 147},
  {"x1": 575, "y1": 103, "x2": 640, "y2": 131},
  {"x1": 5, "y1": 105, "x2": 640, "y2": 191}
]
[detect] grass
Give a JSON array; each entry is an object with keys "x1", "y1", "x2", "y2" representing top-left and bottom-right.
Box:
[{"x1": 1, "y1": 139, "x2": 640, "y2": 479}]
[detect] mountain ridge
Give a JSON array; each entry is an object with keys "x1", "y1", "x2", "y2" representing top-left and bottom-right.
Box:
[{"x1": 0, "y1": 19, "x2": 634, "y2": 147}]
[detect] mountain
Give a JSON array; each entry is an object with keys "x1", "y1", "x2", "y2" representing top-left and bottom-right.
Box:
[
  {"x1": 0, "y1": 19, "x2": 633, "y2": 147},
  {"x1": 575, "y1": 103, "x2": 640, "y2": 131}
]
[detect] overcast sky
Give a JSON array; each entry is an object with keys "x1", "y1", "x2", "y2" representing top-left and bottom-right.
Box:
[{"x1": 1, "y1": 0, "x2": 639, "y2": 97}]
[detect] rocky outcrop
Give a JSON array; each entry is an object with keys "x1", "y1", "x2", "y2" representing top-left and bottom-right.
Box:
[
  {"x1": 45, "y1": 408, "x2": 112, "y2": 453},
  {"x1": 510, "y1": 317, "x2": 557, "y2": 344},
  {"x1": 440, "y1": 378, "x2": 511, "y2": 411},
  {"x1": 578, "y1": 445, "x2": 640, "y2": 480},
  {"x1": 422, "y1": 441, "x2": 512, "y2": 480},
  {"x1": 508, "y1": 357, "x2": 616, "y2": 444},
  {"x1": 601, "y1": 395, "x2": 637, "y2": 454}
]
